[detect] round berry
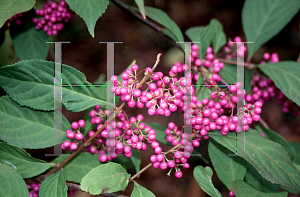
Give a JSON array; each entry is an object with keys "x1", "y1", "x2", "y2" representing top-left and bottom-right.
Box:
[
  {"x1": 175, "y1": 171, "x2": 183, "y2": 178},
  {"x1": 69, "y1": 143, "x2": 78, "y2": 151},
  {"x1": 71, "y1": 122, "x2": 79, "y2": 130},
  {"x1": 78, "y1": 119, "x2": 85, "y2": 127},
  {"x1": 75, "y1": 133, "x2": 83, "y2": 141}
]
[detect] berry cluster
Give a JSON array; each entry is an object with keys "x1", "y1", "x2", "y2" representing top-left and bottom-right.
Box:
[
  {"x1": 224, "y1": 36, "x2": 247, "y2": 60},
  {"x1": 191, "y1": 45, "x2": 224, "y2": 84},
  {"x1": 3, "y1": 12, "x2": 27, "y2": 30},
  {"x1": 62, "y1": 119, "x2": 85, "y2": 151},
  {"x1": 27, "y1": 183, "x2": 40, "y2": 197},
  {"x1": 245, "y1": 75, "x2": 277, "y2": 106},
  {"x1": 32, "y1": 0, "x2": 72, "y2": 36},
  {"x1": 278, "y1": 91, "x2": 300, "y2": 116}
]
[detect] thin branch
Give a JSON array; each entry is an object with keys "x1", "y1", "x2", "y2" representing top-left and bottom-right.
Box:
[
  {"x1": 42, "y1": 54, "x2": 162, "y2": 180},
  {"x1": 110, "y1": 0, "x2": 183, "y2": 51}
]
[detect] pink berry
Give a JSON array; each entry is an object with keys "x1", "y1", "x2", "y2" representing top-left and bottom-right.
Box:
[
  {"x1": 153, "y1": 161, "x2": 160, "y2": 168},
  {"x1": 155, "y1": 146, "x2": 162, "y2": 154},
  {"x1": 168, "y1": 160, "x2": 175, "y2": 168},
  {"x1": 160, "y1": 162, "x2": 168, "y2": 170},
  {"x1": 75, "y1": 133, "x2": 83, "y2": 141},
  {"x1": 99, "y1": 154, "x2": 108, "y2": 162},
  {"x1": 62, "y1": 141, "x2": 71, "y2": 148},
  {"x1": 156, "y1": 154, "x2": 164, "y2": 162},
  {"x1": 78, "y1": 119, "x2": 85, "y2": 127},
  {"x1": 229, "y1": 190, "x2": 235, "y2": 197},
  {"x1": 71, "y1": 122, "x2": 79, "y2": 130},
  {"x1": 175, "y1": 171, "x2": 183, "y2": 178},
  {"x1": 69, "y1": 143, "x2": 78, "y2": 151},
  {"x1": 67, "y1": 131, "x2": 75, "y2": 139}
]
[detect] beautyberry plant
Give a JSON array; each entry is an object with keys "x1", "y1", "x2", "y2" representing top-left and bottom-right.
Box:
[{"x1": 0, "y1": 0, "x2": 300, "y2": 197}]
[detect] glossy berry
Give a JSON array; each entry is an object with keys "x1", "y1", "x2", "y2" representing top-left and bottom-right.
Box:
[
  {"x1": 71, "y1": 122, "x2": 79, "y2": 130},
  {"x1": 175, "y1": 171, "x2": 183, "y2": 178}
]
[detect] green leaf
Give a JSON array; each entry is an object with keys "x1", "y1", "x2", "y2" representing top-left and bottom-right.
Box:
[
  {"x1": 65, "y1": 0, "x2": 109, "y2": 37},
  {"x1": 144, "y1": 122, "x2": 171, "y2": 146},
  {"x1": 135, "y1": 0, "x2": 146, "y2": 19},
  {"x1": 131, "y1": 182, "x2": 155, "y2": 197},
  {"x1": 288, "y1": 141, "x2": 300, "y2": 171},
  {"x1": 256, "y1": 125, "x2": 294, "y2": 160},
  {"x1": 52, "y1": 152, "x2": 100, "y2": 183},
  {"x1": 208, "y1": 129, "x2": 300, "y2": 192},
  {"x1": 193, "y1": 166, "x2": 222, "y2": 197},
  {"x1": 0, "y1": 0, "x2": 35, "y2": 28},
  {"x1": 258, "y1": 61, "x2": 300, "y2": 106},
  {"x1": 197, "y1": 86, "x2": 212, "y2": 101},
  {"x1": 0, "y1": 96, "x2": 69, "y2": 149},
  {"x1": 242, "y1": 0, "x2": 300, "y2": 58},
  {"x1": 130, "y1": 148, "x2": 141, "y2": 173},
  {"x1": 0, "y1": 59, "x2": 108, "y2": 112},
  {"x1": 81, "y1": 163, "x2": 131, "y2": 195},
  {"x1": 186, "y1": 26, "x2": 212, "y2": 59},
  {"x1": 39, "y1": 169, "x2": 68, "y2": 197},
  {"x1": 231, "y1": 180, "x2": 287, "y2": 197},
  {"x1": 245, "y1": 163, "x2": 280, "y2": 192},
  {"x1": 208, "y1": 139, "x2": 247, "y2": 190},
  {"x1": 218, "y1": 63, "x2": 252, "y2": 90},
  {"x1": 0, "y1": 163, "x2": 29, "y2": 197},
  {"x1": 209, "y1": 19, "x2": 226, "y2": 54},
  {"x1": 11, "y1": 26, "x2": 49, "y2": 60},
  {"x1": 144, "y1": 6, "x2": 184, "y2": 50},
  {"x1": 0, "y1": 141, "x2": 53, "y2": 178}
]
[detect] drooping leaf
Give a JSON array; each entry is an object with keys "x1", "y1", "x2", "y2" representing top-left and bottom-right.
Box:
[
  {"x1": 11, "y1": 26, "x2": 49, "y2": 60},
  {"x1": 208, "y1": 129, "x2": 300, "y2": 192},
  {"x1": 258, "y1": 61, "x2": 300, "y2": 106},
  {"x1": 231, "y1": 180, "x2": 287, "y2": 197},
  {"x1": 0, "y1": 0, "x2": 35, "y2": 28},
  {"x1": 52, "y1": 152, "x2": 100, "y2": 183},
  {"x1": 245, "y1": 163, "x2": 280, "y2": 192},
  {"x1": 143, "y1": 6, "x2": 184, "y2": 49},
  {"x1": 65, "y1": 0, "x2": 109, "y2": 37},
  {"x1": 209, "y1": 19, "x2": 226, "y2": 54},
  {"x1": 242, "y1": 0, "x2": 300, "y2": 58},
  {"x1": 0, "y1": 96, "x2": 69, "y2": 149},
  {"x1": 0, "y1": 163, "x2": 29, "y2": 196},
  {"x1": 208, "y1": 139, "x2": 247, "y2": 190},
  {"x1": 218, "y1": 63, "x2": 252, "y2": 90},
  {"x1": 81, "y1": 163, "x2": 130, "y2": 195},
  {"x1": 130, "y1": 148, "x2": 141, "y2": 173},
  {"x1": 134, "y1": 0, "x2": 146, "y2": 19},
  {"x1": 256, "y1": 125, "x2": 294, "y2": 160},
  {"x1": 0, "y1": 141, "x2": 53, "y2": 178},
  {"x1": 186, "y1": 26, "x2": 212, "y2": 59},
  {"x1": 0, "y1": 59, "x2": 108, "y2": 112},
  {"x1": 193, "y1": 166, "x2": 222, "y2": 197},
  {"x1": 131, "y1": 182, "x2": 155, "y2": 197},
  {"x1": 39, "y1": 169, "x2": 68, "y2": 197}
]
